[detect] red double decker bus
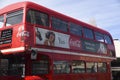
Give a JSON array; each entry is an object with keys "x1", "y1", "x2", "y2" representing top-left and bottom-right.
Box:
[{"x1": 0, "y1": 1, "x2": 116, "y2": 80}]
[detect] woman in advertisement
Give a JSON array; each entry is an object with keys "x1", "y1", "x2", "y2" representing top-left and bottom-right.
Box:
[
  {"x1": 36, "y1": 27, "x2": 55, "y2": 46},
  {"x1": 44, "y1": 31, "x2": 55, "y2": 46}
]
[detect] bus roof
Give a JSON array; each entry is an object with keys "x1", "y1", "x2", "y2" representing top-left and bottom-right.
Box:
[{"x1": 0, "y1": 1, "x2": 111, "y2": 36}]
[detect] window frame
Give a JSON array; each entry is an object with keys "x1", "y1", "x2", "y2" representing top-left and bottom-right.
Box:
[
  {"x1": 86, "y1": 62, "x2": 98, "y2": 73},
  {"x1": 31, "y1": 54, "x2": 50, "y2": 75},
  {"x1": 0, "y1": 55, "x2": 25, "y2": 76},
  {"x1": 26, "y1": 9, "x2": 49, "y2": 27},
  {"x1": 98, "y1": 62, "x2": 107, "y2": 73},
  {"x1": 95, "y1": 32, "x2": 104, "y2": 42},
  {"x1": 0, "y1": 15, "x2": 4, "y2": 28},
  {"x1": 53, "y1": 61, "x2": 70, "y2": 74},
  {"x1": 32, "y1": 60, "x2": 49, "y2": 75},
  {"x1": 104, "y1": 35, "x2": 112, "y2": 44},
  {"x1": 83, "y1": 27, "x2": 94, "y2": 39},
  {"x1": 51, "y1": 17, "x2": 68, "y2": 32},
  {"x1": 6, "y1": 9, "x2": 23, "y2": 26},
  {"x1": 72, "y1": 60, "x2": 85, "y2": 73},
  {"x1": 69, "y1": 23, "x2": 83, "y2": 36}
]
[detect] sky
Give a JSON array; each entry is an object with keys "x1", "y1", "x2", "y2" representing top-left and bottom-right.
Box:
[{"x1": 0, "y1": 0, "x2": 120, "y2": 40}]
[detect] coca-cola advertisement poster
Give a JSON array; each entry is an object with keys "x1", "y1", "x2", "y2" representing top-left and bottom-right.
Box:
[
  {"x1": 69, "y1": 36, "x2": 81, "y2": 50},
  {"x1": 35, "y1": 27, "x2": 69, "y2": 48},
  {"x1": 35, "y1": 27, "x2": 81, "y2": 50},
  {"x1": 35, "y1": 27, "x2": 107, "y2": 54}
]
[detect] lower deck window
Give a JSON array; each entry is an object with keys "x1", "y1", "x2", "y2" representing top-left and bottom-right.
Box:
[
  {"x1": 53, "y1": 61, "x2": 107, "y2": 74},
  {"x1": 86, "y1": 62, "x2": 107, "y2": 73},
  {"x1": 53, "y1": 61, "x2": 70, "y2": 74},
  {"x1": 0, "y1": 55, "x2": 25, "y2": 76},
  {"x1": 72, "y1": 60, "x2": 85, "y2": 73},
  {"x1": 86, "y1": 62, "x2": 97, "y2": 73},
  {"x1": 32, "y1": 60, "x2": 49, "y2": 74},
  {"x1": 98, "y1": 63, "x2": 107, "y2": 72}
]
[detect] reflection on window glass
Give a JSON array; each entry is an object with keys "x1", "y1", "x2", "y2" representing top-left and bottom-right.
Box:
[
  {"x1": 72, "y1": 60, "x2": 85, "y2": 73},
  {"x1": 0, "y1": 56, "x2": 25, "y2": 76},
  {"x1": 27, "y1": 10, "x2": 49, "y2": 27},
  {"x1": 0, "y1": 15, "x2": 4, "y2": 28},
  {"x1": 86, "y1": 62, "x2": 97, "y2": 73},
  {"x1": 98, "y1": 63, "x2": 107, "y2": 72},
  {"x1": 70, "y1": 23, "x2": 82, "y2": 36},
  {"x1": 6, "y1": 10, "x2": 23, "y2": 26},
  {"x1": 53, "y1": 61, "x2": 70, "y2": 74},
  {"x1": 52, "y1": 17, "x2": 68, "y2": 32},
  {"x1": 104, "y1": 35, "x2": 112, "y2": 44},
  {"x1": 95, "y1": 32, "x2": 104, "y2": 42},
  {"x1": 84, "y1": 28, "x2": 94, "y2": 39}
]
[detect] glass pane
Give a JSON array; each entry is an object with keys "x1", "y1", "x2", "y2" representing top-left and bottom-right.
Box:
[
  {"x1": 27, "y1": 10, "x2": 49, "y2": 27},
  {"x1": 72, "y1": 60, "x2": 85, "y2": 73},
  {"x1": 104, "y1": 35, "x2": 112, "y2": 44},
  {"x1": 95, "y1": 32, "x2": 104, "y2": 42},
  {"x1": 27, "y1": 10, "x2": 36, "y2": 24},
  {"x1": 70, "y1": 23, "x2": 82, "y2": 36},
  {"x1": 84, "y1": 28, "x2": 94, "y2": 39},
  {"x1": 0, "y1": 55, "x2": 25, "y2": 76},
  {"x1": 98, "y1": 63, "x2": 107, "y2": 72},
  {"x1": 86, "y1": 62, "x2": 97, "y2": 73},
  {"x1": 6, "y1": 10, "x2": 23, "y2": 26},
  {"x1": 110, "y1": 50, "x2": 115, "y2": 57},
  {"x1": 32, "y1": 60, "x2": 49, "y2": 74},
  {"x1": 0, "y1": 15, "x2": 4, "y2": 28},
  {"x1": 53, "y1": 61, "x2": 70, "y2": 74},
  {"x1": 0, "y1": 59, "x2": 8, "y2": 76},
  {"x1": 52, "y1": 17, "x2": 68, "y2": 32}
]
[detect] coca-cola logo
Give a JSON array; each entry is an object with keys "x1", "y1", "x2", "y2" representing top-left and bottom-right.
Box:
[{"x1": 69, "y1": 38, "x2": 81, "y2": 50}]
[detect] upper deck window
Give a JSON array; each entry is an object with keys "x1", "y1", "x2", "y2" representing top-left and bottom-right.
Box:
[
  {"x1": 52, "y1": 17, "x2": 68, "y2": 32},
  {"x1": 6, "y1": 10, "x2": 23, "y2": 26},
  {"x1": 84, "y1": 28, "x2": 94, "y2": 39},
  {"x1": 0, "y1": 15, "x2": 4, "y2": 28},
  {"x1": 27, "y1": 10, "x2": 49, "y2": 27},
  {"x1": 95, "y1": 32, "x2": 104, "y2": 42},
  {"x1": 104, "y1": 35, "x2": 112, "y2": 44},
  {"x1": 69, "y1": 23, "x2": 82, "y2": 36}
]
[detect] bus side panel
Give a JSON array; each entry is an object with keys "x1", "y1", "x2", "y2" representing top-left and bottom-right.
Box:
[
  {"x1": 0, "y1": 76, "x2": 23, "y2": 80},
  {"x1": 25, "y1": 24, "x2": 35, "y2": 47},
  {"x1": 52, "y1": 74, "x2": 86, "y2": 80},
  {"x1": 98, "y1": 73, "x2": 111, "y2": 80},
  {"x1": 53, "y1": 73, "x2": 111, "y2": 80}
]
